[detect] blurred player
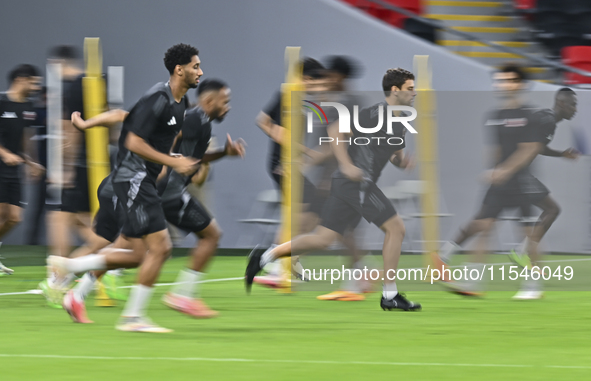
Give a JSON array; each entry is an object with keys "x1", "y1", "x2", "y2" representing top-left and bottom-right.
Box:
[
  {"x1": 41, "y1": 109, "x2": 134, "y2": 312},
  {"x1": 433, "y1": 64, "x2": 556, "y2": 298},
  {"x1": 507, "y1": 88, "x2": 578, "y2": 299},
  {"x1": 257, "y1": 58, "x2": 326, "y2": 189},
  {"x1": 53, "y1": 79, "x2": 244, "y2": 324},
  {"x1": 253, "y1": 58, "x2": 327, "y2": 288},
  {"x1": 50, "y1": 43, "x2": 200, "y2": 332},
  {"x1": 323, "y1": 55, "x2": 362, "y2": 92},
  {"x1": 159, "y1": 78, "x2": 244, "y2": 317},
  {"x1": 315, "y1": 55, "x2": 376, "y2": 301},
  {"x1": 246, "y1": 68, "x2": 422, "y2": 311},
  {"x1": 46, "y1": 46, "x2": 96, "y2": 259},
  {"x1": 0, "y1": 64, "x2": 44, "y2": 275}
]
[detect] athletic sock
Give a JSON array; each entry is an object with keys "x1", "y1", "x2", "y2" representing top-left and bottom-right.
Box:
[
  {"x1": 260, "y1": 246, "x2": 277, "y2": 268},
  {"x1": 516, "y1": 237, "x2": 529, "y2": 256},
  {"x1": 65, "y1": 254, "x2": 107, "y2": 273},
  {"x1": 60, "y1": 273, "x2": 76, "y2": 289},
  {"x1": 48, "y1": 271, "x2": 59, "y2": 288},
  {"x1": 521, "y1": 275, "x2": 542, "y2": 292},
  {"x1": 342, "y1": 272, "x2": 361, "y2": 293},
  {"x1": 170, "y1": 269, "x2": 203, "y2": 298},
  {"x1": 439, "y1": 241, "x2": 459, "y2": 263},
  {"x1": 107, "y1": 269, "x2": 124, "y2": 277},
  {"x1": 73, "y1": 272, "x2": 97, "y2": 302},
  {"x1": 382, "y1": 282, "x2": 398, "y2": 300},
  {"x1": 122, "y1": 284, "x2": 153, "y2": 318},
  {"x1": 464, "y1": 262, "x2": 484, "y2": 292}
]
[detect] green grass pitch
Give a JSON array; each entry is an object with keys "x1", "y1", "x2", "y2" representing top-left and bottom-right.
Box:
[{"x1": 0, "y1": 249, "x2": 590, "y2": 380}]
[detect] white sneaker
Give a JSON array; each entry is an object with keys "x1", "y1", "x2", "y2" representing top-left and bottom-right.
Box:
[
  {"x1": 0, "y1": 261, "x2": 14, "y2": 275},
  {"x1": 512, "y1": 290, "x2": 544, "y2": 300},
  {"x1": 116, "y1": 316, "x2": 173, "y2": 333}
]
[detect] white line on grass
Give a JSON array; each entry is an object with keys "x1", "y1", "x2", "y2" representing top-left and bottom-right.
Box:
[
  {"x1": 0, "y1": 289, "x2": 43, "y2": 296},
  {"x1": 0, "y1": 354, "x2": 589, "y2": 369},
  {"x1": 118, "y1": 276, "x2": 244, "y2": 289},
  {"x1": 0, "y1": 277, "x2": 244, "y2": 296},
  {"x1": 2, "y1": 257, "x2": 591, "y2": 298}
]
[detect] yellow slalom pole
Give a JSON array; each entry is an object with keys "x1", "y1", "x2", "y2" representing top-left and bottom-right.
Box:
[
  {"x1": 413, "y1": 55, "x2": 440, "y2": 272},
  {"x1": 279, "y1": 47, "x2": 305, "y2": 292},
  {"x1": 83, "y1": 38, "x2": 113, "y2": 306},
  {"x1": 83, "y1": 37, "x2": 110, "y2": 218}
]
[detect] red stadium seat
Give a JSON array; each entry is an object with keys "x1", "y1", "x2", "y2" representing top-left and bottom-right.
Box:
[
  {"x1": 562, "y1": 46, "x2": 591, "y2": 84},
  {"x1": 514, "y1": 0, "x2": 537, "y2": 21},
  {"x1": 343, "y1": 0, "x2": 423, "y2": 28},
  {"x1": 514, "y1": 0, "x2": 537, "y2": 11}
]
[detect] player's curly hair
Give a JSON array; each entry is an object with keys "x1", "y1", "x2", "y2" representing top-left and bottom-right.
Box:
[
  {"x1": 496, "y1": 62, "x2": 527, "y2": 82},
  {"x1": 382, "y1": 68, "x2": 414, "y2": 97},
  {"x1": 164, "y1": 43, "x2": 199, "y2": 74}
]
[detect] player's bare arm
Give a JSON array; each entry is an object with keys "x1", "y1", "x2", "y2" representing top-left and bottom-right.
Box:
[
  {"x1": 541, "y1": 146, "x2": 579, "y2": 159},
  {"x1": 328, "y1": 120, "x2": 362, "y2": 181},
  {"x1": 201, "y1": 133, "x2": 245, "y2": 163},
  {"x1": 256, "y1": 111, "x2": 284, "y2": 144},
  {"x1": 489, "y1": 141, "x2": 542, "y2": 185},
  {"x1": 71, "y1": 109, "x2": 129, "y2": 131},
  {"x1": 0, "y1": 144, "x2": 24, "y2": 166},
  {"x1": 390, "y1": 149, "x2": 413, "y2": 170}
]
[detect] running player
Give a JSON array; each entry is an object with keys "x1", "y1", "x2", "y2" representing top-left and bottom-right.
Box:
[
  {"x1": 507, "y1": 87, "x2": 578, "y2": 299},
  {"x1": 49, "y1": 43, "x2": 201, "y2": 332},
  {"x1": 45, "y1": 46, "x2": 97, "y2": 259},
  {"x1": 253, "y1": 58, "x2": 327, "y2": 288},
  {"x1": 0, "y1": 64, "x2": 44, "y2": 275},
  {"x1": 158, "y1": 78, "x2": 244, "y2": 317},
  {"x1": 54, "y1": 79, "x2": 244, "y2": 324},
  {"x1": 246, "y1": 68, "x2": 422, "y2": 311},
  {"x1": 433, "y1": 64, "x2": 555, "y2": 297}
]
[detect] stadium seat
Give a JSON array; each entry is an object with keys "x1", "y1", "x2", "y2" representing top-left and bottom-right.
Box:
[
  {"x1": 355, "y1": 0, "x2": 423, "y2": 28},
  {"x1": 514, "y1": 0, "x2": 537, "y2": 11},
  {"x1": 514, "y1": 0, "x2": 537, "y2": 22},
  {"x1": 562, "y1": 46, "x2": 591, "y2": 84}
]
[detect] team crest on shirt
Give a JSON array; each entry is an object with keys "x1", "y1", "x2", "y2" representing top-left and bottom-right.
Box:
[
  {"x1": 23, "y1": 111, "x2": 36, "y2": 120},
  {"x1": 1, "y1": 111, "x2": 17, "y2": 118}
]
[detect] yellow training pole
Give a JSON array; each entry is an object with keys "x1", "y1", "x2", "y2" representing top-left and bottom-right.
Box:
[
  {"x1": 83, "y1": 37, "x2": 110, "y2": 218},
  {"x1": 279, "y1": 47, "x2": 305, "y2": 291},
  {"x1": 413, "y1": 55, "x2": 440, "y2": 271},
  {"x1": 83, "y1": 38, "x2": 113, "y2": 306}
]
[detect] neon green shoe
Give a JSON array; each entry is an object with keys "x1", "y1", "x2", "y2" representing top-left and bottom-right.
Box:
[
  {"x1": 102, "y1": 273, "x2": 128, "y2": 301},
  {"x1": 508, "y1": 250, "x2": 532, "y2": 269},
  {"x1": 38, "y1": 280, "x2": 64, "y2": 309}
]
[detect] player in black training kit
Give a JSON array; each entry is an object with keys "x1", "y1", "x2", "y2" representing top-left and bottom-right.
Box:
[
  {"x1": 50, "y1": 43, "x2": 201, "y2": 332},
  {"x1": 434, "y1": 64, "x2": 560, "y2": 298},
  {"x1": 0, "y1": 64, "x2": 44, "y2": 275},
  {"x1": 506, "y1": 87, "x2": 578, "y2": 298},
  {"x1": 54, "y1": 79, "x2": 244, "y2": 324},
  {"x1": 247, "y1": 68, "x2": 421, "y2": 311},
  {"x1": 158, "y1": 79, "x2": 244, "y2": 317},
  {"x1": 45, "y1": 46, "x2": 98, "y2": 261}
]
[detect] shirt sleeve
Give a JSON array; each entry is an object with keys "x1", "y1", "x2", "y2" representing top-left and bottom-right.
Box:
[
  {"x1": 127, "y1": 92, "x2": 168, "y2": 141},
  {"x1": 62, "y1": 78, "x2": 85, "y2": 119},
  {"x1": 192, "y1": 129, "x2": 210, "y2": 160},
  {"x1": 181, "y1": 111, "x2": 202, "y2": 140}
]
